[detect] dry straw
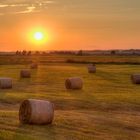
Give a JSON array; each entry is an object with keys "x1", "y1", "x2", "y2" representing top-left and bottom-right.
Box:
[
  {"x1": 0, "y1": 78, "x2": 12, "y2": 89},
  {"x1": 131, "y1": 74, "x2": 140, "y2": 84},
  {"x1": 87, "y1": 64, "x2": 96, "y2": 73},
  {"x1": 65, "y1": 77, "x2": 83, "y2": 89},
  {"x1": 20, "y1": 70, "x2": 31, "y2": 78},
  {"x1": 19, "y1": 99, "x2": 54, "y2": 125}
]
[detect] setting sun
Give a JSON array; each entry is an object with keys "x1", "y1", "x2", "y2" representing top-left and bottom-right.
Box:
[
  {"x1": 25, "y1": 27, "x2": 51, "y2": 48},
  {"x1": 34, "y1": 32, "x2": 44, "y2": 41}
]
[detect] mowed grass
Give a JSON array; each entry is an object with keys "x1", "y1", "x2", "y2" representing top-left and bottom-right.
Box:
[
  {"x1": 0, "y1": 63, "x2": 140, "y2": 140},
  {"x1": 0, "y1": 54, "x2": 140, "y2": 64}
]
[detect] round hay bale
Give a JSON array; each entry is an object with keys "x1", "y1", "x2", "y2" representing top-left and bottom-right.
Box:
[
  {"x1": 87, "y1": 64, "x2": 96, "y2": 73},
  {"x1": 65, "y1": 77, "x2": 83, "y2": 89},
  {"x1": 0, "y1": 78, "x2": 12, "y2": 89},
  {"x1": 20, "y1": 70, "x2": 31, "y2": 78},
  {"x1": 30, "y1": 63, "x2": 38, "y2": 69},
  {"x1": 19, "y1": 99, "x2": 54, "y2": 125},
  {"x1": 131, "y1": 74, "x2": 140, "y2": 84}
]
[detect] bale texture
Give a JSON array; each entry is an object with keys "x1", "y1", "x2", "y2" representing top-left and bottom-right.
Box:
[
  {"x1": 0, "y1": 78, "x2": 12, "y2": 89},
  {"x1": 65, "y1": 77, "x2": 83, "y2": 89},
  {"x1": 87, "y1": 64, "x2": 96, "y2": 73},
  {"x1": 30, "y1": 63, "x2": 38, "y2": 69},
  {"x1": 20, "y1": 70, "x2": 31, "y2": 78},
  {"x1": 131, "y1": 74, "x2": 140, "y2": 84},
  {"x1": 19, "y1": 99, "x2": 54, "y2": 125}
]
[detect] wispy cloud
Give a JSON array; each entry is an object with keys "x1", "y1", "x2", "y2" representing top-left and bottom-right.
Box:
[
  {"x1": 0, "y1": 0, "x2": 55, "y2": 15},
  {"x1": 0, "y1": 4, "x2": 8, "y2": 8},
  {"x1": 13, "y1": 6, "x2": 36, "y2": 14}
]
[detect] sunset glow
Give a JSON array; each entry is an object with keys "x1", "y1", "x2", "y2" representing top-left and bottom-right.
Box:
[{"x1": 0, "y1": 0, "x2": 139, "y2": 51}]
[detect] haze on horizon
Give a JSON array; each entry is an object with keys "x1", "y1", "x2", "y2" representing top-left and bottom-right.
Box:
[{"x1": 0, "y1": 0, "x2": 140, "y2": 51}]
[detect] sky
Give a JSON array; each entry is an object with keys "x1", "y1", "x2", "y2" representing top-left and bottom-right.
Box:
[{"x1": 0, "y1": 0, "x2": 140, "y2": 51}]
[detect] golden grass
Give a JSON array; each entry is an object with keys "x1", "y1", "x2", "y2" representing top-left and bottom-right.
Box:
[{"x1": 0, "y1": 60, "x2": 140, "y2": 139}]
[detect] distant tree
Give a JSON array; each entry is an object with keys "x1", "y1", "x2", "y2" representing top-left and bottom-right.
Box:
[
  {"x1": 35, "y1": 51, "x2": 40, "y2": 55},
  {"x1": 16, "y1": 50, "x2": 22, "y2": 55},
  {"x1": 16, "y1": 50, "x2": 19, "y2": 55},
  {"x1": 18, "y1": 51, "x2": 22, "y2": 55},
  {"x1": 22, "y1": 50, "x2": 27, "y2": 55},
  {"x1": 27, "y1": 51, "x2": 32, "y2": 56},
  {"x1": 111, "y1": 50, "x2": 116, "y2": 55},
  {"x1": 77, "y1": 50, "x2": 83, "y2": 56}
]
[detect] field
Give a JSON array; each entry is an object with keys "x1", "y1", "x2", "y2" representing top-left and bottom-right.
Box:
[
  {"x1": 0, "y1": 54, "x2": 140, "y2": 64},
  {"x1": 0, "y1": 55, "x2": 140, "y2": 140}
]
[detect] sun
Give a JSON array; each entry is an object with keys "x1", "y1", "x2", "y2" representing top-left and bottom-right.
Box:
[
  {"x1": 34, "y1": 32, "x2": 44, "y2": 41},
  {"x1": 26, "y1": 27, "x2": 52, "y2": 47}
]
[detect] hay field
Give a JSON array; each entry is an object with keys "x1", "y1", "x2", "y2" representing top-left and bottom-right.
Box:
[
  {"x1": 0, "y1": 54, "x2": 140, "y2": 64},
  {"x1": 0, "y1": 55, "x2": 140, "y2": 140}
]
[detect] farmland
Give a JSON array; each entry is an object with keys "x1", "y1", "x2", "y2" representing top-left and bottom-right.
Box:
[
  {"x1": 0, "y1": 55, "x2": 140, "y2": 140},
  {"x1": 0, "y1": 54, "x2": 140, "y2": 65}
]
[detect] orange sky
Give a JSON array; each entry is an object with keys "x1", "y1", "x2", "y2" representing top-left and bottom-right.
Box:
[{"x1": 0, "y1": 0, "x2": 140, "y2": 51}]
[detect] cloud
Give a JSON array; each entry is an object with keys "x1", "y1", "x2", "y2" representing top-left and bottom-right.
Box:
[
  {"x1": 12, "y1": 6, "x2": 36, "y2": 14},
  {"x1": 0, "y1": 0, "x2": 55, "y2": 15},
  {"x1": 0, "y1": 4, "x2": 8, "y2": 8}
]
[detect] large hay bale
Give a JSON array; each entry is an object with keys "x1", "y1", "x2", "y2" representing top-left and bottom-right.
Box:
[
  {"x1": 0, "y1": 78, "x2": 12, "y2": 89},
  {"x1": 19, "y1": 99, "x2": 54, "y2": 125},
  {"x1": 65, "y1": 77, "x2": 83, "y2": 89},
  {"x1": 30, "y1": 63, "x2": 38, "y2": 69},
  {"x1": 87, "y1": 64, "x2": 96, "y2": 73},
  {"x1": 131, "y1": 74, "x2": 140, "y2": 84},
  {"x1": 20, "y1": 70, "x2": 31, "y2": 78}
]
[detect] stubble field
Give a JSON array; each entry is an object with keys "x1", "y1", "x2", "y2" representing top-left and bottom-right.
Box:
[{"x1": 0, "y1": 55, "x2": 140, "y2": 140}]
